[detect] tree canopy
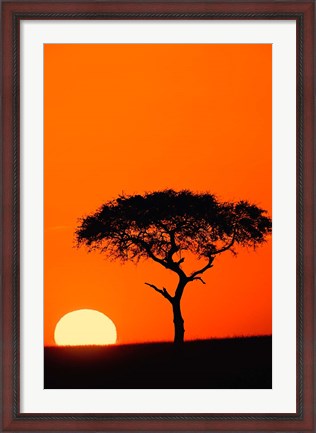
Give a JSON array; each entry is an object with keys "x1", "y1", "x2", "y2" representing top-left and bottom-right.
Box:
[{"x1": 75, "y1": 189, "x2": 271, "y2": 266}]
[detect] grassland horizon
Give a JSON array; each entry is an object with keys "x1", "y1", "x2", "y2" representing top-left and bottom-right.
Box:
[
  {"x1": 45, "y1": 335, "x2": 272, "y2": 389},
  {"x1": 45, "y1": 333, "x2": 272, "y2": 348}
]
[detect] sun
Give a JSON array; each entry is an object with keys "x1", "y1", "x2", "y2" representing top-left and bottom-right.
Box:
[{"x1": 54, "y1": 309, "x2": 117, "y2": 346}]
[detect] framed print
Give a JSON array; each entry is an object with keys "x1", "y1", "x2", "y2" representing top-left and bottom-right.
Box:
[{"x1": 1, "y1": 1, "x2": 314, "y2": 432}]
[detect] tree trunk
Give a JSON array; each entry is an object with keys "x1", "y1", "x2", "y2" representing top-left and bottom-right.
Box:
[{"x1": 172, "y1": 299, "x2": 185, "y2": 345}]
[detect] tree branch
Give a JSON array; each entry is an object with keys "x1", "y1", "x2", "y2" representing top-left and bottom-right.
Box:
[
  {"x1": 145, "y1": 282, "x2": 173, "y2": 302},
  {"x1": 130, "y1": 237, "x2": 167, "y2": 267},
  {"x1": 189, "y1": 229, "x2": 237, "y2": 280},
  {"x1": 213, "y1": 229, "x2": 236, "y2": 255},
  {"x1": 190, "y1": 256, "x2": 214, "y2": 279},
  {"x1": 166, "y1": 230, "x2": 180, "y2": 261},
  {"x1": 155, "y1": 224, "x2": 183, "y2": 266},
  {"x1": 193, "y1": 276, "x2": 206, "y2": 284},
  {"x1": 176, "y1": 257, "x2": 185, "y2": 265},
  {"x1": 129, "y1": 234, "x2": 189, "y2": 281}
]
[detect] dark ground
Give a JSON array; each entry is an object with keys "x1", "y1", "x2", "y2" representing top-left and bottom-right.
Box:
[{"x1": 44, "y1": 335, "x2": 272, "y2": 389}]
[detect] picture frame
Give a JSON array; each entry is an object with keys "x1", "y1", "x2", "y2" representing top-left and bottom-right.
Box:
[{"x1": 1, "y1": 0, "x2": 314, "y2": 431}]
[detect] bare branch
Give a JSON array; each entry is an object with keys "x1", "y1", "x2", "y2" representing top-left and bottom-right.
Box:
[
  {"x1": 130, "y1": 237, "x2": 168, "y2": 267},
  {"x1": 145, "y1": 282, "x2": 173, "y2": 302},
  {"x1": 176, "y1": 257, "x2": 185, "y2": 265},
  {"x1": 166, "y1": 230, "x2": 180, "y2": 261},
  {"x1": 132, "y1": 235, "x2": 188, "y2": 280},
  {"x1": 193, "y1": 276, "x2": 206, "y2": 285},
  {"x1": 213, "y1": 230, "x2": 236, "y2": 255},
  {"x1": 140, "y1": 238, "x2": 188, "y2": 281},
  {"x1": 189, "y1": 229, "x2": 236, "y2": 280},
  {"x1": 190, "y1": 256, "x2": 214, "y2": 280}
]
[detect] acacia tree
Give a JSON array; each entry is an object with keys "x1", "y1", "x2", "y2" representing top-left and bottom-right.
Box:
[{"x1": 75, "y1": 190, "x2": 271, "y2": 345}]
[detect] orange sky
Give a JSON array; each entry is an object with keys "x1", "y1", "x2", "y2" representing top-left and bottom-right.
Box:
[{"x1": 44, "y1": 44, "x2": 272, "y2": 346}]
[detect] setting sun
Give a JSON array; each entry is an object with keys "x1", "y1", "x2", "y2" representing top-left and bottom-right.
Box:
[{"x1": 54, "y1": 309, "x2": 117, "y2": 346}]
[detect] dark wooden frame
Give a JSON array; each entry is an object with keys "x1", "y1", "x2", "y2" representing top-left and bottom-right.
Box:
[{"x1": 1, "y1": 1, "x2": 314, "y2": 431}]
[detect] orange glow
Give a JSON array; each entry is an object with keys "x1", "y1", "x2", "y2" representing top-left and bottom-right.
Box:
[{"x1": 44, "y1": 44, "x2": 272, "y2": 346}]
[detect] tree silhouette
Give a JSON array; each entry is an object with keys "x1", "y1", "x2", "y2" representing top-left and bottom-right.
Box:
[{"x1": 75, "y1": 190, "x2": 271, "y2": 345}]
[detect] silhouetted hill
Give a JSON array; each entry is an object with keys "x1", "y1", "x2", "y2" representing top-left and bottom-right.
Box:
[{"x1": 44, "y1": 335, "x2": 272, "y2": 389}]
